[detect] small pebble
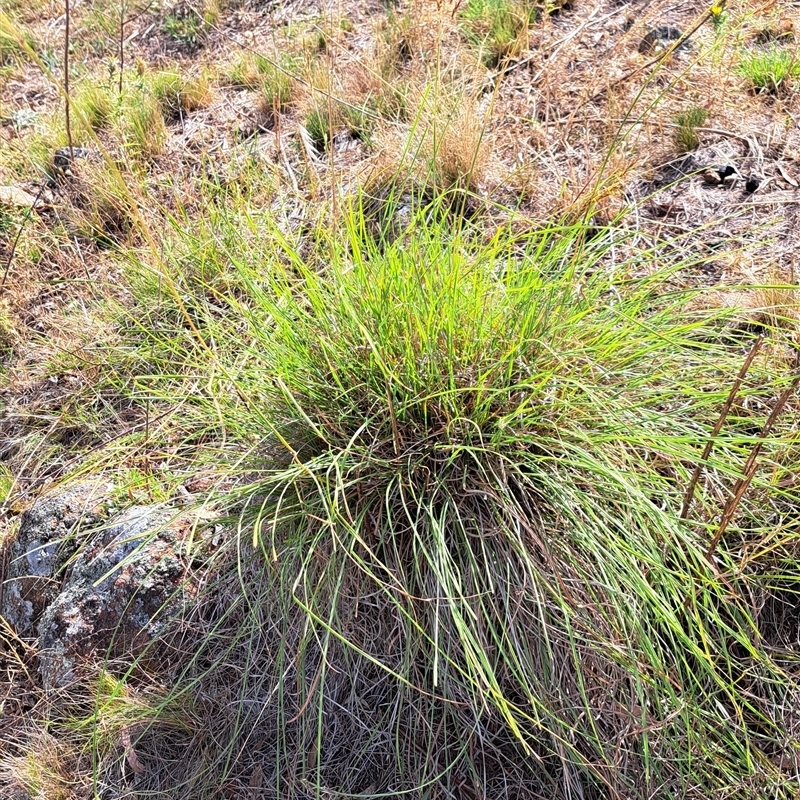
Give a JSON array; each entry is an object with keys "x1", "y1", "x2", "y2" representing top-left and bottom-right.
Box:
[{"x1": 638, "y1": 26, "x2": 689, "y2": 55}]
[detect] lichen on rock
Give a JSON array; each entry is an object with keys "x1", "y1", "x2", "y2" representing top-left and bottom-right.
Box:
[
  {"x1": 1, "y1": 480, "x2": 113, "y2": 639},
  {"x1": 36, "y1": 505, "x2": 197, "y2": 689},
  {"x1": 1, "y1": 483, "x2": 200, "y2": 690}
]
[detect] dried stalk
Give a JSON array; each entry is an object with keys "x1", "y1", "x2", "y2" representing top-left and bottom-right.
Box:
[
  {"x1": 707, "y1": 372, "x2": 800, "y2": 560},
  {"x1": 64, "y1": 0, "x2": 73, "y2": 159},
  {"x1": 0, "y1": 184, "x2": 47, "y2": 292},
  {"x1": 119, "y1": 3, "x2": 125, "y2": 96},
  {"x1": 680, "y1": 336, "x2": 763, "y2": 520}
]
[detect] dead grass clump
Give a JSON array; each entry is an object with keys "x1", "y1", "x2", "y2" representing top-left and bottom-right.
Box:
[
  {"x1": 729, "y1": 284, "x2": 800, "y2": 339},
  {"x1": 377, "y1": 1, "x2": 463, "y2": 75},
  {"x1": 0, "y1": 730, "x2": 79, "y2": 800},
  {"x1": 435, "y1": 100, "x2": 491, "y2": 192},
  {"x1": 339, "y1": 52, "x2": 411, "y2": 125},
  {"x1": 60, "y1": 163, "x2": 136, "y2": 247},
  {"x1": 381, "y1": 87, "x2": 491, "y2": 195},
  {"x1": 550, "y1": 151, "x2": 635, "y2": 228},
  {"x1": 379, "y1": 10, "x2": 433, "y2": 68}
]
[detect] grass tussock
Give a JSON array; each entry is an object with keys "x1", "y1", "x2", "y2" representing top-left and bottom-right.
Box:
[
  {"x1": 73, "y1": 82, "x2": 116, "y2": 133},
  {"x1": 737, "y1": 44, "x2": 800, "y2": 95},
  {"x1": 255, "y1": 58, "x2": 299, "y2": 126},
  {"x1": 230, "y1": 208, "x2": 797, "y2": 797},
  {"x1": 673, "y1": 105, "x2": 708, "y2": 153},
  {"x1": 226, "y1": 51, "x2": 271, "y2": 89},
  {"x1": 461, "y1": 0, "x2": 535, "y2": 68},
  {"x1": 10, "y1": 197, "x2": 792, "y2": 799},
  {"x1": 148, "y1": 69, "x2": 214, "y2": 121},
  {"x1": 122, "y1": 91, "x2": 167, "y2": 162}
]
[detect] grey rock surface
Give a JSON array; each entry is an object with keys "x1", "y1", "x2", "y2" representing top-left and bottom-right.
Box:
[
  {"x1": 1, "y1": 481, "x2": 113, "y2": 638},
  {"x1": 37, "y1": 505, "x2": 196, "y2": 689},
  {"x1": 638, "y1": 25, "x2": 690, "y2": 55},
  {"x1": 1, "y1": 483, "x2": 199, "y2": 690}
]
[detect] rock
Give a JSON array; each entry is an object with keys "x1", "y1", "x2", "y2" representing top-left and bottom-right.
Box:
[
  {"x1": 0, "y1": 185, "x2": 41, "y2": 208},
  {"x1": 1, "y1": 481, "x2": 113, "y2": 639},
  {"x1": 638, "y1": 25, "x2": 690, "y2": 55},
  {"x1": 701, "y1": 169, "x2": 722, "y2": 185},
  {"x1": 37, "y1": 505, "x2": 197, "y2": 689},
  {"x1": 701, "y1": 165, "x2": 738, "y2": 186},
  {"x1": 1, "y1": 483, "x2": 201, "y2": 690},
  {"x1": 52, "y1": 146, "x2": 92, "y2": 177},
  {"x1": 744, "y1": 175, "x2": 761, "y2": 194}
]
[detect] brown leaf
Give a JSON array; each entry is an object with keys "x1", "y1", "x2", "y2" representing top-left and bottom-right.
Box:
[{"x1": 121, "y1": 727, "x2": 146, "y2": 775}]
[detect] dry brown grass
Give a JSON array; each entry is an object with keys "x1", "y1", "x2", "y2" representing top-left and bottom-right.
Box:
[{"x1": 1, "y1": 730, "x2": 78, "y2": 800}]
